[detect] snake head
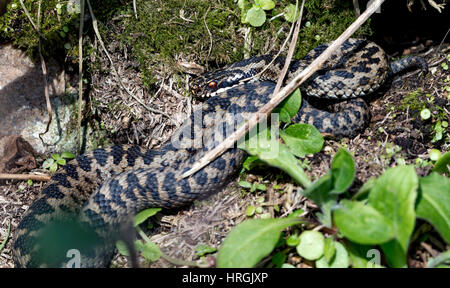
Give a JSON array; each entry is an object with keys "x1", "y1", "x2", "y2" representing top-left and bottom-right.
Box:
[
  {"x1": 190, "y1": 68, "x2": 250, "y2": 98},
  {"x1": 190, "y1": 76, "x2": 220, "y2": 98}
]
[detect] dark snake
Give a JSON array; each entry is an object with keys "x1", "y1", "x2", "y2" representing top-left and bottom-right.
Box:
[{"x1": 12, "y1": 39, "x2": 427, "y2": 267}]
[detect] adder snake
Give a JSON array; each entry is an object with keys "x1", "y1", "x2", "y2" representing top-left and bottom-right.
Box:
[{"x1": 12, "y1": 39, "x2": 427, "y2": 267}]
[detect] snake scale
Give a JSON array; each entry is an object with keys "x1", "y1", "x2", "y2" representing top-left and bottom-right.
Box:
[{"x1": 12, "y1": 39, "x2": 427, "y2": 267}]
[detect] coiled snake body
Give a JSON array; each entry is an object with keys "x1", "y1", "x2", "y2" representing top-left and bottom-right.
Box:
[{"x1": 13, "y1": 39, "x2": 427, "y2": 267}]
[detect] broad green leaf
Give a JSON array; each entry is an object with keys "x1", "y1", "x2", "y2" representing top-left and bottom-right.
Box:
[
  {"x1": 369, "y1": 165, "x2": 418, "y2": 268},
  {"x1": 246, "y1": 205, "x2": 256, "y2": 217},
  {"x1": 317, "y1": 200, "x2": 334, "y2": 228},
  {"x1": 345, "y1": 241, "x2": 384, "y2": 268},
  {"x1": 280, "y1": 124, "x2": 324, "y2": 158},
  {"x1": 134, "y1": 208, "x2": 162, "y2": 227},
  {"x1": 240, "y1": 133, "x2": 311, "y2": 187},
  {"x1": 416, "y1": 173, "x2": 450, "y2": 243},
  {"x1": 296, "y1": 230, "x2": 325, "y2": 260},
  {"x1": 238, "y1": 181, "x2": 252, "y2": 188},
  {"x1": 330, "y1": 148, "x2": 355, "y2": 194},
  {"x1": 433, "y1": 151, "x2": 450, "y2": 174},
  {"x1": 52, "y1": 154, "x2": 61, "y2": 161},
  {"x1": 194, "y1": 245, "x2": 216, "y2": 258},
  {"x1": 115, "y1": 240, "x2": 129, "y2": 256},
  {"x1": 301, "y1": 173, "x2": 335, "y2": 205},
  {"x1": 56, "y1": 159, "x2": 66, "y2": 166},
  {"x1": 217, "y1": 218, "x2": 303, "y2": 268},
  {"x1": 334, "y1": 200, "x2": 395, "y2": 245},
  {"x1": 135, "y1": 240, "x2": 162, "y2": 262},
  {"x1": 273, "y1": 89, "x2": 302, "y2": 123},
  {"x1": 316, "y1": 241, "x2": 349, "y2": 268},
  {"x1": 245, "y1": 7, "x2": 266, "y2": 27}
]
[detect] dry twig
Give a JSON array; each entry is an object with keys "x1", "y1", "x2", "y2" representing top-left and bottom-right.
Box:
[{"x1": 0, "y1": 173, "x2": 50, "y2": 182}]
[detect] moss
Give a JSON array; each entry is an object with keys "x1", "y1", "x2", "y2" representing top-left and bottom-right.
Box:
[
  {"x1": 2, "y1": 0, "x2": 372, "y2": 94},
  {"x1": 113, "y1": 0, "x2": 371, "y2": 88}
]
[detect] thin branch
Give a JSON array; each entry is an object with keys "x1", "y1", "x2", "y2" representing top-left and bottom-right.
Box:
[
  {"x1": 133, "y1": 0, "x2": 138, "y2": 19},
  {"x1": 36, "y1": 1, "x2": 52, "y2": 142},
  {"x1": 203, "y1": 7, "x2": 213, "y2": 61},
  {"x1": 272, "y1": 0, "x2": 304, "y2": 98},
  {"x1": 85, "y1": 0, "x2": 177, "y2": 125},
  {"x1": 0, "y1": 173, "x2": 51, "y2": 181},
  {"x1": 77, "y1": 0, "x2": 85, "y2": 153},
  {"x1": 181, "y1": 0, "x2": 387, "y2": 179},
  {"x1": 18, "y1": 0, "x2": 46, "y2": 39}
]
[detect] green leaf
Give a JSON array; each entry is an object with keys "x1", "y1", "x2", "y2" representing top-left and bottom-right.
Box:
[
  {"x1": 316, "y1": 241, "x2": 349, "y2": 268},
  {"x1": 0, "y1": 220, "x2": 11, "y2": 252},
  {"x1": 217, "y1": 218, "x2": 303, "y2": 268},
  {"x1": 283, "y1": 4, "x2": 300, "y2": 23},
  {"x1": 245, "y1": 7, "x2": 266, "y2": 27},
  {"x1": 369, "y1": 165, "x2": 418, "y2": 268},
  {"x1": 49, "y1": 162, "x2": 58, "y2": 173},
  {"x1": 133, "y1": 208, "x2": 162, "y2": 227},
  {"x1": 42, "y1": 158, "x2": 54, "y2": 169},
  {"x1": 115, "y1": 240, "x2": 129, "y2": 256},
  {"x1": 61, "y1": 152, "x2": 75, "y2": 159},
  {"x1": 334, "y1": 200, "x2": 395, "y2": 245},
  {"x1": 287, "y1": 209, "x2": 304, "y2": 218},
  {"x1": 301, "y1": 173, "x2": 335, "y2": 206},
  {"x1": 238, "y1": 181, "x2": 252, "y2": 188},
  {"x1": 258, "y1": 0, "x2": 275, "y2": 10},
  {"x1": 280, "y1": 124, "x2": 324, "y2": 158},
  {"x1": 281, "y1": 263, "x2": 296, "y2": 268},
  {"x1": 237, "y1": 0, "x2": 247, "y2": 10},
  {"x1": 56, "y1": 159, "x2": 66, "y2": 166},
  {"x1": 135, "y1": 240, "x2": 162, "y2": 262},
  {"x1": 433, "y1": 151, "x2": 450, "y2": 174},
  {"x1": 242, "y1": 155, "x2": 262, "y2": 171},
  {"x1": 273, "y1": 89, "x2": 302, "y2": 123},
  {"x1": 330, "y1": 148, "x2": 355, "y2": 194},
  {"x1": 51, "y1": 154, "x2": 61, "y2": 161},
  {"x1": 246, "y1": 205, "x2": 256, "y2": 217},
  {"x1": 194, "y1": 245, "x2": 217, "y2": 258},
  {"x1": 416, "y1": 173, "x2": 450, "y2": 243},
  {"x1": 271, "y1": 252, "x2": 287, "y2": 268},
  {"x1": 296, "y1": 230, "x2": 325, "y2": 261},
  {"x1": 240, "y1": 131, "x2": 311, "y2": 187},
  {"x1": 286, "y1": 234, "x2": 300, "y2": 247},
  {"x1": 323, "y1": 237, "x2": 336, "y2": 263},
  {"x1": 345, "y1": 241, "x2": 384, "y2": 268}
]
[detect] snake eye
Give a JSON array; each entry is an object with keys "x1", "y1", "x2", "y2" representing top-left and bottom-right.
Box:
[{"x1": 208, "y1": 81, "x2": 217, "y2": 89}]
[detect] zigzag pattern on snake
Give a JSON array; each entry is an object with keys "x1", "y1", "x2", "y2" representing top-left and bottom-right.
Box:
[{"x1": 12, "y1": 39, "x2": 427, "y2": 267}]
